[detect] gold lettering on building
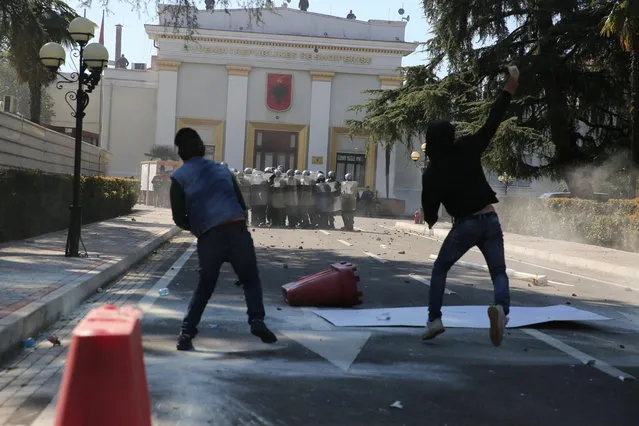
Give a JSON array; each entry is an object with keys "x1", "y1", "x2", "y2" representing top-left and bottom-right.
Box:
[{"x1": 189, "y1": 46, "x2": 372, "y2": 64}]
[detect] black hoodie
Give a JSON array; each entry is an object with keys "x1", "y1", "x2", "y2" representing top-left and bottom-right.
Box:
[{"x1": 421, "y1": 91, "x2": 512, "y2": 228}]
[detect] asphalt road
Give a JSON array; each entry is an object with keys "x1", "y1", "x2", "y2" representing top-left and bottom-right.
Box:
[{"x1": 2, "y1": 217, "x2": 638, "y2": 426}]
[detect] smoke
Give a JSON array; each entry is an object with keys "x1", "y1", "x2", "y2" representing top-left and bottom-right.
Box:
[{"x1": 496, "y1": 152, "x2": 637, "y2": 251}]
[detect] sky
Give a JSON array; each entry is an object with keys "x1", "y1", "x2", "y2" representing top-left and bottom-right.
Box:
[{"x1": 61, "y1": 0, "x2": 432, "y2": 72}]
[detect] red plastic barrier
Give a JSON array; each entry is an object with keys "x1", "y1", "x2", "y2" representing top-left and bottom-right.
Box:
[
  {"x1": 54, "y1": 305, "x2": 151, "y2": 426},
  {"x1": 282, "y1": 262, "x2": 362, "y2": 307}
]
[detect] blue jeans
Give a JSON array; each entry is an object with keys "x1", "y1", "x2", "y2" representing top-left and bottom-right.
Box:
[
  {"x1": 181, "y1": 221, "x2": 266, "y2": 336},
  {"x1": 429, "y1": 212, "x2": 510, "y2": 322}
]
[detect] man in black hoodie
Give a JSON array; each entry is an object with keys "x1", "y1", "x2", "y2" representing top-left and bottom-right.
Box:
[{"x1": 421, "y1": 71, "x2": 519, "y2": 346}]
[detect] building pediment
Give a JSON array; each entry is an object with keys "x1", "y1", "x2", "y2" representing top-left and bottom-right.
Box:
[{"x1": 157, "y1": 5, "x2": 415, "y2": 43}]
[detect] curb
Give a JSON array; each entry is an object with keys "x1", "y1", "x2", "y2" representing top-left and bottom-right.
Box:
[
  {"x1": 394, "y1": 222, "x2": 639, "y2": 282},
  {"x1": 0, "y1": 225, "x2": 181, "y2": 363}
]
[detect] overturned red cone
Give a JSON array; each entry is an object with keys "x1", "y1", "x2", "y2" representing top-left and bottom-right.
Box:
[{"x1": 282, "y1": 262, "x2": 362, "y2": 307}]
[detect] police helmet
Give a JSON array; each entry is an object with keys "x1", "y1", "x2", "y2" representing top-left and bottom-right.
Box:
[
  {"x1": 286, "y1": 169, "x2": 295, "y2": 176},
  {"x1": 294, "y1": 170, "x2": 302, "y2": 175},
  {"x1": 327, "y1": 171, "x2": 336, "y2": 179},
  {"x1": 345, "y1": 173, "x2": 353, "y2": 181},
  {"x1": 302, "y1": 170, "x2": 311, "y2": 176},
  {"x1": 274, "y1": 169, "x2": 282, "y2": 176},
  {"x1": 317, "y1": 175, "x2": 326, "y2": 183},
  {"x1": 244, "y1": 168, "x2": 253, "y2": 174}
]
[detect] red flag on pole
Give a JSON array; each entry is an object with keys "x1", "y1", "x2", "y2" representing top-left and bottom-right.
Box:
[{"x1": 99, "y1": 10, "x2": 105, "y2": 45}]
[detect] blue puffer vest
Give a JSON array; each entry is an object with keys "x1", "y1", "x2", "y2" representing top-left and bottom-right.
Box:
[{"x1": 171, "y1": 157, "x2": 245, "y2": 237}]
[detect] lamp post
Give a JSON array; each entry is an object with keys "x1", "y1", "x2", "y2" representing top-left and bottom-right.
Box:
[
  {"x1": 39, "y1": 17, "x2": 109, "y2": 257},
  {"x1": 498, "y1": 173, "x2": 516, "y2": 196},
  {"x1": 410, "y1": 142, "x2": 428, "y2": 171},
  {"x1": 411, "y1": 142, "x2": 428, "y2": 223}
]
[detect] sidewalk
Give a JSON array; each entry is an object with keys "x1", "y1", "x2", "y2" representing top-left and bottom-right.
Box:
[
  {"x1": 0, "y1": 205, "x2": 179, "y2": 361},
  {"x1": 395, "y1": 220, "x2": 639, "y2": 281}
]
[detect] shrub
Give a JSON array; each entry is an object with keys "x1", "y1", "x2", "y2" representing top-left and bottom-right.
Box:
[
  {"x1": 495, "y1": 196, "x2": 639, "y2": 252},
  {"x1": 0, "y1": 169, "x2": 139, "y2": 243}
]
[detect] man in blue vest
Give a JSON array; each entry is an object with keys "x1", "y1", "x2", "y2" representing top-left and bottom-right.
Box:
[{"x1": 170, "y1": 127, "x2": 277, "y2": 351}]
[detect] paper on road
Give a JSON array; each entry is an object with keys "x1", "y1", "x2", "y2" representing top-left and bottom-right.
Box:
[{"x1": 312, "y1": 305, "x2": 610, "y2": 329}]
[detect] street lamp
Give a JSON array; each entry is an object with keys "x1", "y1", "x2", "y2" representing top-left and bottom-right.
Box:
[
  {"x1": 498, "y1": 173, "x2": 516, "y2": 196},
  {"x1": 410, "y1": 142, "x2": 428, "y2": 169},
  {"x1": 39, "y1": 16, "x2": 108, "y2": 257},
  {"x1": 411, "y1": 142, "x2": 428, "y2": 224}
]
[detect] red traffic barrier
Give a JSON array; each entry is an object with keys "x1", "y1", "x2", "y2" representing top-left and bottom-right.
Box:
[
  {"x1": 282, "y1": 262, "x2": 362, "y2": 307},
  {"x1": 54, "y1": 305, "x2": 151, "y2": 426}
]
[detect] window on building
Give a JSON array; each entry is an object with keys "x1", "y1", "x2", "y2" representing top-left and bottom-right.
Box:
[
  {"x1": 336, "y1": 152, "x2": 366, "y2": 184},
  {"x1": 204, "y1": 145, "x2": 215, "y2": 161}
]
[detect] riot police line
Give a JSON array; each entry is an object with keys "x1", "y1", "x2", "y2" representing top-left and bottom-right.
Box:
[{"x1": 231, "y1": 165, "x2": 359, "y2": 231}]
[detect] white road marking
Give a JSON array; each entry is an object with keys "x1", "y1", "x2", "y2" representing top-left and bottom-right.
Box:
[
  {"x1": 548, "y1": 280, "x2": 575, "y2": 287},
  {"x1": 428, "y1": 254, "x2": 549, "y2": 285},
  {"x1": 363, "y1": 251, "x2": 388, "y2": 263},
  {"x1": 410, "y1": 273, "x2": 456, "y2": 295},
  {"x1": 32, "y1": 240, "x2": 198, "y2": 426},
  {"x1": 138, "y1": 240, "x2": 197, "y2": 314},
  {"x1": 522, "y1": 329, "x2": 636, "y2": 382},
  {"x1": 319, "y1": 230, "x2": 331, "y2": 235},
  {"x1": 337, "y1": 239, "x2": 353, "y2": 246},
  {"x1": 506, "y1": 258, "x2": 637, "y2": 291},
  {"x1": 280, "y1": 330, "x2": 371, "y2": 372},
  {"x1": 392, "y1": 224, "x2": 636, "y2": 291}
]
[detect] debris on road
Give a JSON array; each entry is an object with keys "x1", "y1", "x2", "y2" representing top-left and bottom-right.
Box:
[
  {"x1": 23, "y1": 338, "x2": 36, "y2": 348},
  {"x1": 389, "y1": 401, "x2": 403, "y2": 409},
  {"x1": 376, "y1": 313, "x2": 391, "y2": 321},
  {"x1": 158, "y1": 288, "x2": 169, "y2": 296},
  {"x1": 47, "y1": 336, "x2": 62, "y2": 346},
  {"x1": 398, "y1": 251, "x2": 406, "y2": 254}
]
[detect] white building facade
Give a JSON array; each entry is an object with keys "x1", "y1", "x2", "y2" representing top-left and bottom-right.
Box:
[{"x1": 99, "y1": 6, "x2": 428, "y2": 213}]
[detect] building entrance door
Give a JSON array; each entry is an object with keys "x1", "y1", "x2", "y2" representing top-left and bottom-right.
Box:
[{"x1": 253, "y1": 130, "x2": 298, "y2": 171}]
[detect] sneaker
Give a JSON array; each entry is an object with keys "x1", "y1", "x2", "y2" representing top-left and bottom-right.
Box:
[
  {"x1": 487, "y1": 305, "x2": 507, "y2": 346},
  {"x1": 176, "y1": 333, "x2": 194, "y2": 351},
  {"x1": 250, "y1": 319, "x2": 278, "y2": 344},
  {"x1": 422, "y1": 318, "x2": 446, "y2": 340}
]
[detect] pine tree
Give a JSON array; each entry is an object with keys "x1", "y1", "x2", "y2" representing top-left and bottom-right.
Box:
[{"x1": 350, "y1": 1, "x2": 630, "y2": 198}]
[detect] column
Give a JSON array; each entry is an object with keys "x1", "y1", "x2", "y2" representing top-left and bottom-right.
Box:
[
  {"x1": 99, "y1": 80, "x2": 112, "y2": 151},
  {"x1": 307, "y1": 71, "x2": 334, "y2": 171},
  {"x1": 375, "y1": 74, "x2": 403, "y2": 197},
  {"x1": 154, "y1": 60, "x2": 180, "y2": 146},
  {"x1": 224, "y1": 65, "x2": 251, "y2": 169}
]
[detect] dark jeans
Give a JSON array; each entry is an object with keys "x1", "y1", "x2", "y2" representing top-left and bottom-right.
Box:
[
  {"x1": 181, "y1": 221, "x2": 266, "y2": 336},
  {"x1": 341, "y1": 211, "x2": 355, "y2": 230},
  {"x1": 429, "y1": 211, "x2": 510, "y2": 322}
]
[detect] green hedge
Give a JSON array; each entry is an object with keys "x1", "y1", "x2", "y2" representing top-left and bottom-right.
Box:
[
  {"x1": 0, "y1": 169, "x2": 139, "y2": 243},
  {"x1": 496, "y1": 197, "x2": 639, "y2": 252}
]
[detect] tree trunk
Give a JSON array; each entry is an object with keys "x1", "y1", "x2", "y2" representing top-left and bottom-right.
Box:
[
  {"x1": 629, "y1": 32, "x2": 639, "y2": 199},
  {"x1": 28, "y1": 80, "x2": 42, "y2": 125},
  {"x1": 536, "y1": 10, "x2": 594, "y2": 199},
  {"x1": 385, "y1": 144, "x2": 391, "y2": 198}
]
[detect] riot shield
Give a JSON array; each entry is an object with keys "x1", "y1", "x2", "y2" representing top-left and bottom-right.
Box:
[
  {"x1": 299, "y1": 175, "x2": 315, "y2": 207},
  {"x1": 284, "y1": 176, "x2": 299, "y2": 207},
  {"x1": 327, "y1": 181, "x2": 342, "y2": 212},
  {"x1": 249, "y1": 172, "x2": 270, "y2": 206},
  {"x1": 340, "y1": 181, "x2": 358, "y2": 212},
  {"x1": 315, "y1": 182, "x2": 332, "y2": 213},
  {"x1": 238, "y1": 174, "x2": 252, "y2": 208},
  {"x1": 270, "y1": 176, "x2": 287, "y2": 209}
]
